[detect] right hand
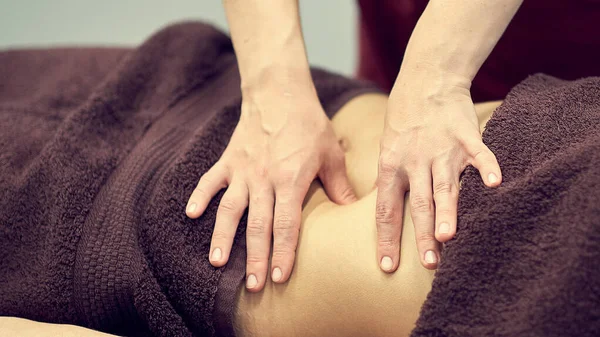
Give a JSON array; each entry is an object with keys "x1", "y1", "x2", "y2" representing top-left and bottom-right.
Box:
[{"x1": 186, "y1": 82, "x2": 357, "y2": 292}]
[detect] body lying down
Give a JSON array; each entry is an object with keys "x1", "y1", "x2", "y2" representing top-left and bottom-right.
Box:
[{"x1": 1, "y1": 22, "x2": 599, "y2": 337}]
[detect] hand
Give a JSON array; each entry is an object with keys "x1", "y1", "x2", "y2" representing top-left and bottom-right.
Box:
[
  {"x1": 375, "y1": 73, "x2": 502, "y2": 272},
  {"x1": 186, "y1": 86, "x2": 357, "y2": 292}
]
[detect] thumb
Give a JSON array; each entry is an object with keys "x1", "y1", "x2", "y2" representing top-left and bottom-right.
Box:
[
  {"x1": 319, "y1": 153, "x2": 358, "y2": 205},
  {"x1": 465, "y1": 138, "x2": 502, "y2": 188}
]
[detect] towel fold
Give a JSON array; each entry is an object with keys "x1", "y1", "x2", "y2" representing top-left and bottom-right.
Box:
[
  {"x1": 0, "y1": 21, "x2": 378, "y2": 337},
  {"x1": 412, "y1": 74, "x2": 600, "y2": 337}
]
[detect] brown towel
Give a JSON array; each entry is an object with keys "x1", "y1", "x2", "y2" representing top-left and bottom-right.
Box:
[
  {"x1": 0, "y1": 21, "x2": 378, "y2": 336},
  {"x1": 412, "y1": 74, "x2": 600, "y2": 337}
]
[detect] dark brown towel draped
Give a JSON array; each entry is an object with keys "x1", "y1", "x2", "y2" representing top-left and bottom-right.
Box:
[
  {"x1": 412, "y1": 74, "x2": 600, "y2": 337},
  {"x1": 0, "y1": 22, "x2": 377, "y2": 337}
]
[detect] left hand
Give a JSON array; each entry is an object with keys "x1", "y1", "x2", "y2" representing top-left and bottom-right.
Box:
[
  {"x1": 375, "y1": 72, "x2": 502, "y2": 272},
  {"x1": 185, "y1": 81, "x2": 357, "y2": 292}
]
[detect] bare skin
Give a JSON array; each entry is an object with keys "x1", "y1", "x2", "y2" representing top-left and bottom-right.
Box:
[
  {"x1": 189, "y1": 1, "x2": 523, "y2": 293},
  {"x1": 235, "y1": 93, "x2": 502, "y2": 337},
  {"x1": 186, "y1": 0, "x2": 357, "y2": 293},
  {"x1": 2, "y1": 95, "x2": 501, "y2": 336},
  {"x1": 0, "y1": 317, "x2": 117, "y2": 337},
  {"x1": 376, "y1": 0, "x2": 521, "y2": 273}
]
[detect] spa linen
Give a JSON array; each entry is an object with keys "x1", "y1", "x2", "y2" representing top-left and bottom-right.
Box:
[
  {"x1": 0, "y1": 22, "x2": 377, "y2": 337},
  {"x1": 412, "y1": 74, "x2": 600, "y2": 337}
]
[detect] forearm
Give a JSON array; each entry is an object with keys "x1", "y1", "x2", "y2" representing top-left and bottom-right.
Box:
[
  {"x1": 398, "y1": 0, "x2": 523, "y2": 89},
  {"x1": 222, "y1": 0, "x2": 314, "y2": 95}
]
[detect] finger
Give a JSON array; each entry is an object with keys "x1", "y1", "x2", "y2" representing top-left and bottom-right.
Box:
[
  {"x1": 432, "y1": 161, "x2": 460, "y2": 243},
  {"x1": 244, "y1": 184, "x2": 275, "y2": 292},
  {"x1": 375, "y1": 165, "x2": 407, "y2": 273},
  {"x1": 465, "y1": 139, "x2": 502, "y2": 188},
  {"x1": 209, "y1": 178, "x2": 248, "y2": 268},
  {"x1": 187, "y1": 163, "x2": 228, "y2": 219},
  {"x1": 319, "y1": 150, "x2": 358, "y2": 205},
  {"x1": 270, "y1": 184, "x2": 308, "y2": 283},
  {"x1": 408, "y1": 169, "x2": 439, "y2": 270}
]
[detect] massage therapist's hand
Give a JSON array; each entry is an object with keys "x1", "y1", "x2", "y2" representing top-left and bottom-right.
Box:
[
  {"x1": 186, "y1": 80, "x2": 357, "y2": 292},
  {"x1": 376, "y1": 70, "x2": 502, "y2": 272},
  {"x1": 374, "y1": 0, "x2": 521, "y2": 272},
  {"x1": 188, "y1": 0, "x2": 360, "y2": 291}
]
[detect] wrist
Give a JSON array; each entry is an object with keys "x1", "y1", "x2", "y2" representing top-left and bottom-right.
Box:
[
  {"x1": 240, "y1": 64, "x2": 317, "y2": 100},
  {"x1": 236, "y1": 29, "x2": 312, "y2": 91},
  {"x1": 393, "y1": 65, "x2": 472, "y2": 102}
]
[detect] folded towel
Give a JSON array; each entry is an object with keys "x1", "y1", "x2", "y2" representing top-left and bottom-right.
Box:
[
  {"x1": 0, "y1": 21, "x2": 377, "y2": 337},
  {"x1": 412, "y1": 74, "x2": 600, "y2": 337}
]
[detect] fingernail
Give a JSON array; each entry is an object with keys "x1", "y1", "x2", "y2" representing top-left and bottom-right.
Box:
[
  {"x1": 246, "y1": 274, "x2": 258, "y2": 289},
  {"x1": 439, "y1": 222, "x2": 450, "y2": 234},
  {"x1": 187, "y1": 202, "x2": 197, "y2": 214},
  {"x1": 380, "y1": 256, "x2": 394, "y2": 272},
  {"x1": 488, "y1": 173, "x2": 498, "y2": 184},
  {"x1": 425, "y1": 250, "x2": 437, "y2": 265},
  {"x1": 272, "y1": 267, "x2": 283, "y2": 282},
  {"x1": 211, "y1": 248, "x2": 222, "y2": 261}
]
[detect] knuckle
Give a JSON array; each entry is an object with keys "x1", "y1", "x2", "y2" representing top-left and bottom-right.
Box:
[
  {"x1": 250, "y1": 193, "x2": 261, "y2": 204},
  {"x1": 375, "y1": 203, "x2": 396, "y2": 225},
  {"x1": 377, "y1": 236, "x2": 398, "y2": 249},
  {"x1": 250, "y1": 186, "x2": 271, "y2": 204},
  {"x1": 211, "y1": 229, "x2": 231, "y2": 242},
  {"x1": 246, "y1": 255, "x2": 265, "y2": 264},
  {"x1": 273, "y1": 224, "x2": 298, "y2": 245},
  {"x1": 433, "y1": 181, "x2": 457, "y2": 197},
  {"x1": 470, "y1": 149, "x2": 485, "y2": 161},
  {"x1": 275, "y1": 168, "x2": 297, "y2": 185},
  {"x1": 376, "y1": 174, "x2": 392, "y2": 188},
  {"x1": 436, "y1": 209, "x2": 455, "y2": 219},
  {"x1": 271, "y1": 247, "x2": 294, "y2": 261},
  {"x1": 378, "y1": 157, "x2": 398, "y2": 176},
  {"x1": 254, "y1": 164, "x2": 268, "y2": 178},
  {"x1": 470, "y1": 145, "x2": 492, "y2": 162},
  {"x1": 193, "y1": 187, "x2": 207, "y2": 198},
  {"x1": 273, "y1": 227, "x2": 298, "y2": 243},
  {"x1": 276, "y1": 188, "x2": 295, "y2": 202},
  {"x1": 415, "y1": 232, "x2": 436, "y2": 244},
  {"x1": 410, "y1": 195, "x2": 433, "y2": 213},
  {"x1": 199, "y1": 174, "x2": 213, "y2": 185},
  {"x1": 246, "y1": 216, "x2": 268, "y2": 236},
  {"x1": 199, "y1": 173, "x2": 218, "y2": 187},
  {"x1": 274, "y1": 211, "x2": 295, "y2": 231},
  {"x1": 218, "y1": 199, "x2": 238, "y2": 214}
]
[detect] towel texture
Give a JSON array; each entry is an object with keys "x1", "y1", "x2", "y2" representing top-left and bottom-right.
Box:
[
  {"x1": 412, "y1": 74, "x2": 600, "y2": 337},
  {"x1": 0, "y1": 22, "x2": 377, "y2": 336}
]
